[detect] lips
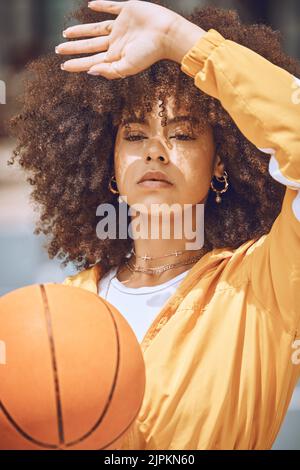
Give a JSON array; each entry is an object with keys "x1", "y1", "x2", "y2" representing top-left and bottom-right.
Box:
[{"x1": 138, "y1": 171, "x2": 172, "y2": 184}]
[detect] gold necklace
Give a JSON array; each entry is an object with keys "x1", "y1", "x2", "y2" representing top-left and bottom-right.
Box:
[
  {"x1": 131, "y1": 247, "x2": 202, "y2": 261},
  {"x1": 125, "y1": 253, "x2": 203, "y2": 275}
]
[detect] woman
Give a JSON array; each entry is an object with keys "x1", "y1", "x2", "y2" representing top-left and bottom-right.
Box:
[{"x1": 9, "y1": 0, "x2": 300, "y2": 450}]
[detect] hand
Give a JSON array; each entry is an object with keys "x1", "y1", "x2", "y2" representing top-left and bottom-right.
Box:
[{"x1": 55, "y1": 0, "x2": 205, "y2": 79}]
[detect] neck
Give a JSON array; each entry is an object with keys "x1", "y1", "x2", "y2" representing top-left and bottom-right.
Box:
[
  {"x1": 116, "y1": 205, "x2": 206, "y2": 287},
  {"x1": 129, "y1": 204, "x2": 204, "y2": 265},
  {"x1": 132, "y1": 239, "x2": 203, "y2": 265}
]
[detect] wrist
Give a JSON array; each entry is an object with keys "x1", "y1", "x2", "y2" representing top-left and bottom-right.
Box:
[{"x1": 163, "y1": 16, "x2": 206, "y2": 64}]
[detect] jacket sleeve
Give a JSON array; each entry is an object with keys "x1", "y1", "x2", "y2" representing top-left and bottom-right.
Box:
[{"x1": 181, "y1": 29, "x2": 300, "y2": 337}]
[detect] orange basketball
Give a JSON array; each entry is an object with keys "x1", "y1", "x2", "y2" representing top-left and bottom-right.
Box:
[{"x1": 0, "y1": 283, "x2": 146, "y2": 450}]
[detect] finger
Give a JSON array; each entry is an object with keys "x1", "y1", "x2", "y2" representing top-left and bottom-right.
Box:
[
  {"x1": 61, "y1": 52, "x2": 108, "y2": 72},
  {"x1": 103, "y1": 38, "x2": 125, "y2": 62},
  {"x1": 63, "y1": 20, "x2": 113, "y2": 38},
  {"x1": 104, "y1": 48, "x2": 121, "y2": 63},
  {"x1": 88, "y1": 0, "x2": 128, "y2": 14},
  {"x1": 56, "y1": 36, "x2": 109, "y2": 55},
  {"x1": 87, "y1": 57, "x2": 131, "y2": 80}
]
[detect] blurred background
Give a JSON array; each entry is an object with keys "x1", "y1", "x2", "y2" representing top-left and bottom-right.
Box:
[{"x1": 0, "y1": 0, "x2": 299, "y2": 449}]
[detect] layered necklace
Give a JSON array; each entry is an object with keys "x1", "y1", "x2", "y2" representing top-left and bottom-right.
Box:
[{"x1": 124, "y1": 247, "x2": 205, "y2": 275}]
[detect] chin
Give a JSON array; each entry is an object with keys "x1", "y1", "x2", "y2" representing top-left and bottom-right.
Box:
[{"x1": 130, "y1": 195, "x2": 185, "y2": 216}]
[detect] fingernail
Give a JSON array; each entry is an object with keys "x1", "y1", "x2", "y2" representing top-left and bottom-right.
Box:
[
  {"x1": 62, "y1": 30, "x2": 67, "y2": 38},
  {"x1": 88, "y1": 2, "x2": 95, "y2": 7},
  {"x1": 87, "y1": 70, "x2": 100, "y2": 76},
  {"x1": 55, "y1": 46, "x2": 60, "y2": 54},
  {"x1": 61, "y1": 63, "x2": 65, "y2": 70}
]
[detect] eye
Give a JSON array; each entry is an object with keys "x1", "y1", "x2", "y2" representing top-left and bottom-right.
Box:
[
  {"x1": 170, "y1": 134, "x2": 196, "y2": 141},
  {"x1": 124, "y1": 133, "x2": 196, "y2": 141},
  {"x1": 124, "y1": 134, "x2": 146, "y2": 141}
]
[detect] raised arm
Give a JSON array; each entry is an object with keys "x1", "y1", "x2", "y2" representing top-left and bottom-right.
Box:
[{"x1": 180, "y1": 28, "x2": 300, "y2": 337}]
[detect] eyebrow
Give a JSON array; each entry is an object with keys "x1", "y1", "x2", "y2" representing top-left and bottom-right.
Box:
[{"x1": 121, "y1": 115, "x2": 200, "y2": 126}]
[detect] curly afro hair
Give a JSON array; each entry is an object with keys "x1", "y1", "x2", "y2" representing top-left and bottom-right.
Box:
[{"x1": 8, "y1": 0, "x2": 300, "y2": 276}]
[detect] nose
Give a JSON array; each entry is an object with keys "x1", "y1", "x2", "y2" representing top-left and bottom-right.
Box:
[
  {"x1": 145, "y1": 154, "x2": 168, "y2": 163},
  {"x1": 145, "y1": 140, "x2": 170, "y2": 164}
]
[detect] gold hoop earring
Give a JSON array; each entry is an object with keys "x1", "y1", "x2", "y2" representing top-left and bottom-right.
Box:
[
  {"x1": 210, "y1": 170, "x2": 229, "y2": 203},
  {"x1": 108, "y1": 175, "x2": 119, "y2": 195}
]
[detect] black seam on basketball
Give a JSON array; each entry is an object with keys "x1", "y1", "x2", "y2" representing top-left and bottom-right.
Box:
[
  {"x1": 96, "y1": 403, "x2": 144, "y2": 450},
  {"x1": 40, "y1": 284, "x2": 65, "y2": 445},
  {"x1": 0, "y1": 401, "x2": 58, "y2": 449},
  {"x1": 94, "y1": 296, "x2": 146, "y2": 450},
  {"x1": 65, "y1": 297, "x2": 121, "y2": 447}
]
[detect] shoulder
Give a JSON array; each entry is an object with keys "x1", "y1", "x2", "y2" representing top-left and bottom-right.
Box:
[{"x1": 62, "y1": 262, "x2": 103, "y2": 294}]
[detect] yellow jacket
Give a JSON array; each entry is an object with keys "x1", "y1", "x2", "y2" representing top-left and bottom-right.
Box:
[{"x1": 63, "y1": 29, "x2": 300, "y2": 450}]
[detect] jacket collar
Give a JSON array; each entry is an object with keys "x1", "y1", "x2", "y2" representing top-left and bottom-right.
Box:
[
  {"x1": 67, "y1": 262, "x2": 103, "y2": 294},
  {"x1": 69, "y1": 243, "x2": 245, "y2": 295},
  {"x1": 65, "y1": 239, "x2": 256, "y2": 353}
]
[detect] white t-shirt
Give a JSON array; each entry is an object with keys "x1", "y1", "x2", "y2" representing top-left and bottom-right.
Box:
[{"x1": 98, "y1": 266, "x2": 192, "y2": 343}]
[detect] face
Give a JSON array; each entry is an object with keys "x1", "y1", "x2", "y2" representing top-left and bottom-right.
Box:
[{"x1": 113, "y1": 95, "x2": 224, "y2": 211}]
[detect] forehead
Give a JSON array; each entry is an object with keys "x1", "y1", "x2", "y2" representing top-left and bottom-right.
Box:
[
  {"x1": 122, "y1": 103, "x2": 200, "y2": 125},
  {"x1": 119, "y1": 93, "x2": 209, "y2": 133},
  {"x1": 121, "y1": 97, "x2": 200, "y2": 127},
  {"x1": 121, "y1": 114, "x2": 201, "y2": 127}
]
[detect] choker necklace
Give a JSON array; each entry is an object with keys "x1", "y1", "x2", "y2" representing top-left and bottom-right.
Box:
[{"x1": 131, "y1": 247, "x2": 203, "y2": 261}]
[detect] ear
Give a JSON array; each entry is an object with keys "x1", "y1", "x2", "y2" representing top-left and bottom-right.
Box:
[{"x1": 213, "y1": 154, "x2": 225, "y2": 178}]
